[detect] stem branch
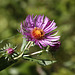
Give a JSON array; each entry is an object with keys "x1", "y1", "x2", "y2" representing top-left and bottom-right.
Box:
[{"x1": 14, "y1": 41, "x2": 32, "y2": 60}]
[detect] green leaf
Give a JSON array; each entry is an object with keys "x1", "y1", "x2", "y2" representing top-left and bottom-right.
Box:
[
  {"x1": 21, "y1": 38, "x2": 27, "y2": 52},
  {"x1": 0, "y1": 57, "x2": 17, "y2": 71},
  {"x1": 0, "y1": 40, "x2": 3, "y2": 44},
  {"x1": 0, "y1": 34, "x2": 20, "y2": 48},
  {"x1": 23, "y1": 56, "x2": 56, "y2": 66}
]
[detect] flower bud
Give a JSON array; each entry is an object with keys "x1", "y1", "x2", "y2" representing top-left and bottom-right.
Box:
[{"x1": 6, "y1": 48, "x2": 14, "y2": 55}]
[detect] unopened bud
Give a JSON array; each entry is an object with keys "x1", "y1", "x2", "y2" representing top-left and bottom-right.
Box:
[{"x1": 6, "y1": 48, "x2": 14, "y2": 55}]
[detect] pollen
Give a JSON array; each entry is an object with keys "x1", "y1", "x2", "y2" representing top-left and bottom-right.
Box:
[{"x1": 31, "y1": 27, "x2": 44, "y2": 39}]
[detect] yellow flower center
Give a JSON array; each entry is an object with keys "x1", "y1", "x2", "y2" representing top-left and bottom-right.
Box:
[{"x1": 31, "y1": 27, "x2": 44, "y2": 39}]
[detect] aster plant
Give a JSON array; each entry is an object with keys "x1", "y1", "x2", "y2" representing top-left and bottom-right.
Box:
[{"x1": 0, "y1": 15, "x2": 60, "y2": 71}]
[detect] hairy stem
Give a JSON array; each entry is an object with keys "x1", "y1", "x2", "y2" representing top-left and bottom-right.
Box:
[
  {"x1": 23, "y1": 49, "x2": 48, "y2": 57},
  {"x1": 14, "y1": 41, "x2": 32, "y2": 60}
]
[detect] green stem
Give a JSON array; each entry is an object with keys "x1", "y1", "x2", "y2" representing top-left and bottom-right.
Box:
[{"x1": 14, "y1": 41, "x2": 32, "y2": 60}]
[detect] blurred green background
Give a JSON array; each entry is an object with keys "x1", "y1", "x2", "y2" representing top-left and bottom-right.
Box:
[{"x1": 0, "y1": 0, "x2": 75, "y2": 75}]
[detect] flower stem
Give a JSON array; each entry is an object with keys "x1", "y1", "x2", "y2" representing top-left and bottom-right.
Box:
[
  {"x1": 23, "y1": 49, "x2": 49, "y2": 57},
  {"x1": 14, "y1": 41, "x2": 32, "y2": 60},
  {"x1": 23, "y1": 50, "x2": 43, "y2": 57}
]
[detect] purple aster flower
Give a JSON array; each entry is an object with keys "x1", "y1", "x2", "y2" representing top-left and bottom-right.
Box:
[{"x1": 20, "y1": 15, "x2": 60, "y2": 48}]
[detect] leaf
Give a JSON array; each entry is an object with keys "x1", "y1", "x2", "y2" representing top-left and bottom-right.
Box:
[
  {"x1": 0, "y1": 40, "x2": 3, "y2": 44},
  {"x1": 0, "y1": 57, "x2": 17, "y2": 71},
  {"x1": 23, "y1": 56, "x2": 56, "y2": 66},
  {"x1": 0, "y1": 34, "x2": 20, "y2": 48},
  {"x1": 21, "y1": 38, "x2": 27, "y2": 52}
]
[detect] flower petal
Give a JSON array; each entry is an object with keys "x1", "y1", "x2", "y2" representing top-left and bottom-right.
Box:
[
  {"x1": 48, "y1": 31, "x2": 58, "y2": 36},
  {"x1": 38, "y1": 42, "x2": 43, "y2": 49},
  {"x1": 46, "y1": 36, "x2": 60, "y2": 41},
  {"x1": 39, "y1": 40, "x2": 47, "y2": 47},
  {"x1": 50, "y1": 31, "x2": 58, "y2": 36},
  {"x1": 36, "y1": 15, "x2": 44, "y2": 27},
  {"x1": 44, "y1": 20, "x2": 57, "y2": 34},
  {"x1": 44, "y1": 26, "x2": 57, "y2": 34},
  {"x1": 42, "y1": 16, "x2": 49, "y2": 29}
]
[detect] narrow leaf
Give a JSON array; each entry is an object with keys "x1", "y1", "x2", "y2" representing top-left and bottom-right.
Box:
[
  {"x1": 21, "y1": 38, "x2": 27, "y2": 52},
  {"x1": 0, "y1": 57, "x2": 17, "y2": 71},
  {"x1": 23, "y1": 56, "x2": 56, "y2": 66}
]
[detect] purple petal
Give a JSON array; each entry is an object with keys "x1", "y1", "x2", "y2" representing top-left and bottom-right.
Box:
[
  {"x1": 29, "y1": 15, "x2": 34, "y2": 25},
  {"x1": 44, "y1": 20, "x2": 54, "y2": 30},
  {"x1": 33, "y1": 15, "x2": 37, "y2": 21},
  {"x1": 43, "y1": 21, "x2": 52, "y2": 29},
  {"x1": 42, "y1": 16, "x2": 49, "y2": 29},
  {"x1": 44, "y1": 21, "x2": 57, "y2": 34},
  {"x1": 25, "y1": 15, "x2": 30, "y2": 23},
  {"x1": 47, "y1": 36, "x2": 60, "y2": 39},
  {"x1": 38, "y1": 42, "x2": 43, "y2": 49},
  {"x1": 39, "y1": 40, "x2": 47, "y2": 47},
  {"x1": 47, "y1": 31, "x2": 58, "y2": 36},
  {"x1": 46, "y1": 38, "x2": 60, "y2": 41},
  {"x1": 44, "y1": 26, "x2": 57, "y2": 34},
  {"x1": 40, "y1": 40, "x2": 54, "y2": 46},
  {"x1": 33, "y1": 15, "x2": 37, "y2": 26},
  {"x1": 36, "y1": 15, "x2": 44, "y2": 27},
  {"x1": 51, "y1": 41, "x2": 61, "y2": 50}
]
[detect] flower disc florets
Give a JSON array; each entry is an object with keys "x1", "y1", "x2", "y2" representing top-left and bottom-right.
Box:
[
  {"x1": 31, "y1": 27, "x2": 44, "y2": 40},
  {"x1": 20, "y1": 15, "x2": 60, "y2": 48}
]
